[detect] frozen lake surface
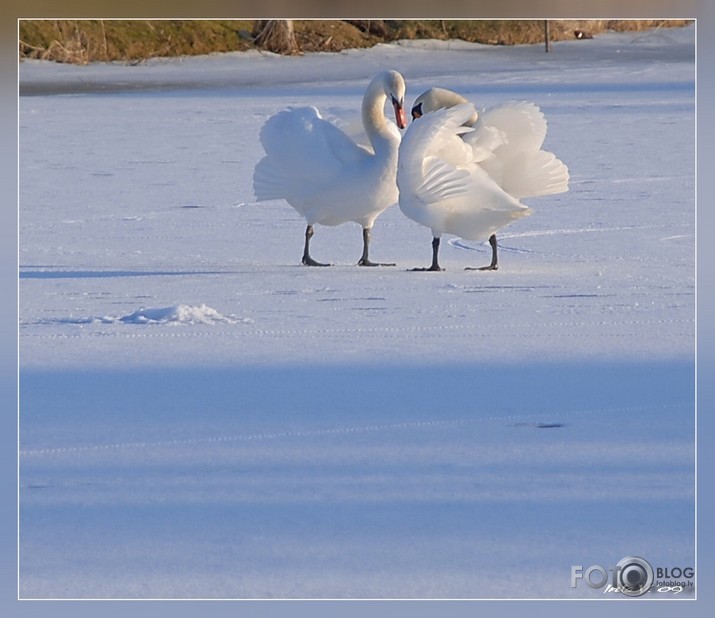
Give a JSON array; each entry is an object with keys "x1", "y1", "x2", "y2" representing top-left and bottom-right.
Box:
[{"x1": 19, "y1": 25, "x2": 695, "y2": 599}]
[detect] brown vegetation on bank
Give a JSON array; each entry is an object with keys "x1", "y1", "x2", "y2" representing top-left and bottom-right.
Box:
[{"x1": 19, "y1": 19, "x2": 692, "y2": 65}]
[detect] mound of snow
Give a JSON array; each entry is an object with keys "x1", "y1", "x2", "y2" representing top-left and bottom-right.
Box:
[{"x1": 114, "y1": 304, "x2": 243, "y2": 325}]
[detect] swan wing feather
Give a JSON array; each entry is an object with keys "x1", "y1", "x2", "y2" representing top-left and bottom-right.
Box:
[
  {"x1": 485, "y1": 149, "x2": 570, "y2": 198},
  {"x1": 398, "y1": 103, "x2": 477, "y2": 204},
  {"x1": 479, "y1": 101, "x2": 548, "y2": 151},
  {"x1": 466, "y1": 101, "x2": 569, "y2": 198},
  {"x1": 254, "y1": 106, "x2": 370, "y2": 201}
]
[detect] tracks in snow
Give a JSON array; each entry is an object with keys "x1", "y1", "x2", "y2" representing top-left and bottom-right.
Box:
[
  {"x1": 20, "y1": 317, "x2": 694, "y2": 342},
  {"x1": 20, "y1": 402, "x2": 691, "y2": 458}
]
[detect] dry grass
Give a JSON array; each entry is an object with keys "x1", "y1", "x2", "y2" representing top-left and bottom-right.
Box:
[
  {"x1": 19, "y1": 20, "x2": 256, "y2": 64},
  {"x1": 19, "y1": 19, "x2": 692, "y2": 64}
]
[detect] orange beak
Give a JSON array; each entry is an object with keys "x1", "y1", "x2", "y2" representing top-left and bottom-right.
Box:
[{"x1": 392, "y1": 97, "x2": 407, "y2": 129}]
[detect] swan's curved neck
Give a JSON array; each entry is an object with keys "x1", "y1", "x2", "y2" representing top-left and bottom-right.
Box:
[{"x1": 362, "y1": 81, "x2": 399, "y2": 154}]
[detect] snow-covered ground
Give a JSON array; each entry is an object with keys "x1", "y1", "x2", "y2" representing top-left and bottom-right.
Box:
[{"x1": 19, "y1": 25, "x2": 695, "y2": 599}]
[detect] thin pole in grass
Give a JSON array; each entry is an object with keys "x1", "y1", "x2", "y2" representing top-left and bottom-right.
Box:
[{"x1": 544, "y1": 20, "x2": 551, "y2": 53}]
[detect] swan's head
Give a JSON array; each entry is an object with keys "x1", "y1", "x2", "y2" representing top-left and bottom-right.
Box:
[
  {"x1": 411, "y1": 87, "x2": 478, "y2": 126},
  {"x1": 379, "y1": 70, "x2": 407, "y2": 130}
]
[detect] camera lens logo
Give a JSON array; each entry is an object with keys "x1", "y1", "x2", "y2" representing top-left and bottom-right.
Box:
[{"x1": 615, "y1": 556, "x2": 654, "y2": 597}]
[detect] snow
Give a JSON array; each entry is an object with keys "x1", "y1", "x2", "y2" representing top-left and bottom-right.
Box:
[
  {"x1": 57, "y1": 303, "x2": 246, "y2": 325},
  {"x1": 18, "y1": 26, "x2": 695, "y2": 600}
]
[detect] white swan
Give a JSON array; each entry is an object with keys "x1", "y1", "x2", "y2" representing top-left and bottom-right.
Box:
[
  {"x1": 253, "y1": 70, "x2": 407, "y2": 266},
  {"x1": 404, "y1": 87, "x2": 570, "y2": 270},
  {"x1": 397, "y1": 103, "x2": 530, "y2": 271}
]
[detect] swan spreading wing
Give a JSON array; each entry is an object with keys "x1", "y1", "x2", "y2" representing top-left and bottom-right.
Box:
[
  {"x1": 398, "y1": 104, "x2": 475, "y2": 204},
  {"x1": 397, "y1": 103, "x2": 530, "y2": 242},
  {"x1": 404, "y1": 87, "x2": 569, "y2": 270},
  {"x1": 466, "y1": 101, "x2": 569, "y2": 198},
  {"x1": 254, "y1": 106, "x2": 371, "y2": 203},
  {"x1": 252, "y1": 69, "x2": 406, "y2": 266}
]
